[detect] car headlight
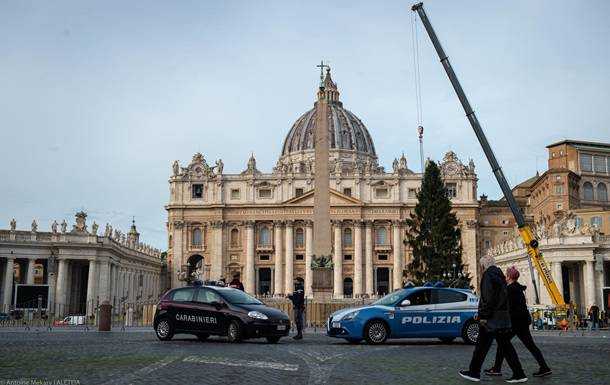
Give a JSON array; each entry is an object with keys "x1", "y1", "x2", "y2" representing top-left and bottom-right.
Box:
[
  {"x1": 248, "y1": 311, "x2": 268, "y2": 320},
  {"x1": 341, "y1": 310, "x2": 359, "y2": 321}
]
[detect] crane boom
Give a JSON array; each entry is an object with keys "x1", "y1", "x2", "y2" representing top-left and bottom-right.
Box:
[{"x1": 411, "y1": 2, "x2": 565, "y2": 306}]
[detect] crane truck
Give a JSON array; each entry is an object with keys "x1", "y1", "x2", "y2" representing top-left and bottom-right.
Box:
[{"x1": 411, "y1": 2, "x2": 566, "y2": 308}]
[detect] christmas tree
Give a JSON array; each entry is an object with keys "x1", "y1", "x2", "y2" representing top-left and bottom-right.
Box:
[{"x1": 405, "y1": 160, "x2": 470, "y2": 287}]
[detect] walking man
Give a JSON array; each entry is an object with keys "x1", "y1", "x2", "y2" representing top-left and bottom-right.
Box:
[
  {"x1": 485, "y1": 266, "x2": 551, "y2": 378},
  {"x1": 459, "y1": 255, "x2": 527, "y2": 383},
  {"x1": 588, "y1": 304, "x2": 600, "y2": 331},
  {"x1": 287, "y1": 279, "x2": 305, "y2": 340}
]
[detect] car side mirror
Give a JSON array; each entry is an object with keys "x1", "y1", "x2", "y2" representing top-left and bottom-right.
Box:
[{"x1": 399, "y1": 299, "x2": 411, "y2": 307}]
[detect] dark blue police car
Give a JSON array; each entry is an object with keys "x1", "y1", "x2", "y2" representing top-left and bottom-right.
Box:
[
  {"x1": 327, "y1": 286, "x2": 479, "y2": 345},
  {"x1": 153, "y1": 282, "x2": 290, "y2": 343}
]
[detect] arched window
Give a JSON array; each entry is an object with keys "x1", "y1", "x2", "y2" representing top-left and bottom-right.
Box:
[
  {"x1": 192, "y1": 228, "x2": 202, "y2": 246},
  {"x1": 230, "y1": 228, "x2": 239, "y2": 247},
  {"x1": 343, "y1": 228, "x2": 353, "y2": 247},
  {"x1": 343, "y1": 277, "x2": 353, "y2": 297},
  {"x1": 259, "y1": 226, "x2": 271, "y2": 246},
  {"x1": 376, "y1": 227, "x2": 387, "y2": 245},
  {"x1": 597, "y1": 183, "x2": 608, "y2": 201},
  {"x1": 295, "y1": 228, "x2": 304, "y2": 248},
  {"x1": 583, "y1": 182, "x2": 594, "y2": 201}
]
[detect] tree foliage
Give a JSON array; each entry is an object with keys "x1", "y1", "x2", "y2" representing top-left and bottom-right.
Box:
[{"x1": 405, "y1": 161, "x2": 470, "y2": 287}]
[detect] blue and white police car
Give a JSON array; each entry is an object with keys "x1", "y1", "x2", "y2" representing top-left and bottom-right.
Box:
[{"x1": 327, "y1": 285, "x2": 479, "y2": 345}]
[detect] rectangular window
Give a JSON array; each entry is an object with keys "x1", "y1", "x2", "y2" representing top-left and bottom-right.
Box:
[
  {"x1": 230, "y1": 189, "x2": 240, "y2": 199},
  {"x1": 192, "y1": 184, "x2": 203, "y2": 199},
  {"x1": 344, "y1": 254, "x2": 352, "y2": 261},
  {"x1": 295, "y1": 254, "x2": 304, "y2": 261},
  {"x1": 295, "y1": 188, "x2": 304, "y2": 197},
  {"x1": 375, "y1": 188, "x2": 389, "y2": 198},
  {"x1": 258, "y1": 189, "x2": 272, "y2": 198},
  {"x1": 378, "y1": 254, "x2": 388, "y2": 261},
  {"x1": 408, "y1": 188, "x2": 417, "y2": 198},
  {"x1": 259, "y1": 254, "x2": 270, "y2": 261},
  {"x1": 503, "y1": 231, "x2": 508, "y2": 236},
  {"x1": 591, "y1": 216, "x2": 603, "y2": 229},
  {"x1": 580, "y1": 154, "x2": 593, "y2": 172},
  {"x1": 555, "y1": 185, "x2": 563, "y2": 195},
  {"x1": 484, "y1": 240, "x2": 491, "y2": 248},
  {"x1": 446, "y1": 183, "x2": 457, "y2": 198},
  {"x1": 343, "y1": 187, "x2": 352, "y2": 197},
  {"x1": 594, "y1": 155, "x2": 607, "y2": 173}
]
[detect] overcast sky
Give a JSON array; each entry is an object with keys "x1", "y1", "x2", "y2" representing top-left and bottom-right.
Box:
[{"x1": 1, "y1": 0, "x2": 608, "y2": 249}]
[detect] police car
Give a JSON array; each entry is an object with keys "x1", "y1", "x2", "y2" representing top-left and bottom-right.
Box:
[
  {"x1": 153, "y1": 281, "x2": 290, "y2": 343},
  {"x1": 327, "y1": 285, "x2": 479, "y2": 345}
]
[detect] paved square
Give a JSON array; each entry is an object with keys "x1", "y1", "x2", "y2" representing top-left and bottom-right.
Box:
[{"x1": 0, "y1": 330, "x2": 608, "y2": 385}]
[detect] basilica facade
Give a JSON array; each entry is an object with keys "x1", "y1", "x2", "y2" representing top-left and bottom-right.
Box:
[{"x1": 166, "y1": 70, "x2": 480, "y2": 298}]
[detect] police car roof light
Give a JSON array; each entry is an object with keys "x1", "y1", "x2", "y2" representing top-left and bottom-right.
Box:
[
  {"x1": 423, "y1": 282, "x2": 433, "y2": 287},
  {"x1": 434, "y1": 281, "x2": 445, "y2": 287},
  {"x1": 191, "y1": 280, "x2": 204, "y2": 286}
]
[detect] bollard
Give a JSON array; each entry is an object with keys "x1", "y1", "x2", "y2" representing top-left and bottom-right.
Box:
[{"x1": 98, "y1": 301, "x2": 112, "y2": 332}]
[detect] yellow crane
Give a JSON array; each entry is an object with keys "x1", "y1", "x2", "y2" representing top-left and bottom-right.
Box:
[{"x1": 412, "y1": 3, "x2": 565, "y2": 307}]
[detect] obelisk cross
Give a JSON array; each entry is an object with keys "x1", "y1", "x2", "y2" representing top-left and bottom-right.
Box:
[{"x1": 316, "y1": 60, "x2": 330, "y2": 88}]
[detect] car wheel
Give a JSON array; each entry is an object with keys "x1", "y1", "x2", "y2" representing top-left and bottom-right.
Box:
[
  {"x1": 227, "y1": 320, "x2": 243, "y2": 343},
  {"x1": 196, "y1": 333, "x2": 210, "y2": 342},
  {"x1": 439, "y1": 337, "x2": 456, "y2": 344},
  {"x1": 266, "y1": 336, "x2": 281, "y2": 344},
  {"x1": 462, "y1": 320, "x2": 479, "y2": 345},
  {"x1": 155, "y1": 318, "x2": 174, "y2": 341},
  {"x1": 364, "y1": 320, "x2": 388, "y2": 345}
]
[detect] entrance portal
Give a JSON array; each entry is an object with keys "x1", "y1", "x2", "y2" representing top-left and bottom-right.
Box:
[
  {"x1": 376, "y1": 268, "x2": 389, "y2": 296},
  {"x1": 258, "y1": 268, "x2": 271, "y2": 295},
  {"x1": 187, "y1": 254, "x2": 204, "y2": 283}
]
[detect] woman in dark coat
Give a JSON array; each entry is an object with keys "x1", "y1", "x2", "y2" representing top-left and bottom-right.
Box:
[{"x1": 485, "y1": 266, "x2": 552, "y2": 377}]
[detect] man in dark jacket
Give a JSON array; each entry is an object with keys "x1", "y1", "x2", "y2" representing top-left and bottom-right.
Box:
[
  {"x1": 486, "y1": 266, "x2": 551, "y2": 378},
  {"x1": 287, "y1": 279, "x2": 305, "y2": 340},
  {"x1": 459, "y1": 255, "x2": 527, "y2": 383},
  {"x1": 228, "y1": 274, "x2": 244, "y2": 291}
]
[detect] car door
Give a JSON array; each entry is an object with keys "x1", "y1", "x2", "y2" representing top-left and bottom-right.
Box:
[
  {"x1": 192, "y1": 288, "x2": 226, "y2": 334},
  {"x1": 432, "y1": 289, "x2": 469, "y2": 337},
  {"x1": 167, "y1": 287, "x2": 196, "y2": 331},
  {"x1": 394, "y1": 289, "x2": 434, "y2": 337}
]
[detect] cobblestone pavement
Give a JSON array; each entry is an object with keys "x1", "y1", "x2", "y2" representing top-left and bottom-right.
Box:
[{"x1": 0, "y1": 329, "x2": 608, "y2": 385}]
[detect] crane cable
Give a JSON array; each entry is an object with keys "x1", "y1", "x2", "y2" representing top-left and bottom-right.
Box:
[
  {"x1": 412, "y1": 12, "x2": 425, "y2": 172},
  {"x1": 411, "y1": 11, "x2": 423, "y2": 126}
]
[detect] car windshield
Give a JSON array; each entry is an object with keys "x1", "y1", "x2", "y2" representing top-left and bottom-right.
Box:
[
  {"x1": 218, "y1": 288, "x2": 263, "y2": 305},
  {"x1": 372, "y1": 291, "x2": 404, "y2": 306}
]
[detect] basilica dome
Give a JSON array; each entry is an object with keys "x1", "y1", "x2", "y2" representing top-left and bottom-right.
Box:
[{"x1": 280, "y1": 70, "x2": 377, "y2": 160}]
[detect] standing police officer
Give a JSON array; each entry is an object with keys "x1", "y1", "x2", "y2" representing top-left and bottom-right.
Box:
[{"x1": 287, "y1": 279, "x2": 305, "y2": 340}]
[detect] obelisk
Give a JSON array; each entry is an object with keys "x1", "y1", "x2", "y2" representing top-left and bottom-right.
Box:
[{"x1": 312, "y1": 62, "x2": 333, "y2": 297}]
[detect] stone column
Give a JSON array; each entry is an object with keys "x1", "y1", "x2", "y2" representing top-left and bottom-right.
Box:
[
  {"x1": 210, "y1": 221, "x2": 224, "y2": 281},
  {"x1": 98, "y1": 260, "x2": 111, "y2": 303},
  {"x1": 2, "y1": 257, "x2": 15, "y2": 309},
  {"x1": 333, "y1": 220, "x2": 343, "y2": 298},
  {"x1": 273, "y1": 221, "x2": 284, "y2": 295},
  {"x1": 365, "y1": 221, "x2": 374, "y2": 295},
  {"x1": 551, "y1": 262, "x2": 563, "y2": 299},
  {"x1": 584, "y1": 260, "x2": 596, "y2": 308},
  {"x1": 55, "y1": 259, "x2": 68, "y2": 313},
  {"x1": 354, "y1": 221, "x2": 363, "y2": 297},
  {"x1": 284, "y1": 220, "x2": 294, "y2": 295},
  {"x1": 171, "y1": 221, "x2": 184, "y2": 288},
  {"x1": 245, "y1": 221, "x2": 255, "y2": 294},
  {"x1": 305, "y1": 221, "x2": 314, "y2": 298},
  {"x1": 26, "y1": 259, "x2": 36, "y2": 284},
  {"x1": 392, "y1": 221, "x2": 403, "y2": 291},
  {"x1": 86, "y1": 260, "x2": 98, "y2": 316}
]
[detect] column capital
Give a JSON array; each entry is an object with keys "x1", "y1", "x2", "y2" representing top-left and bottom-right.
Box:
[
  {"x1": 331, "y1": 219, "x2": 342, "y2": 227},
  {"x1": 362, "y1": 219, "x2": 373, "y2": 228},
  {"x1": 244, "y1": 220, "x2": 255, "y2": 228},
  {"x1": 273, "y1": 220, "x2": 285, "y2": 228},
  {"x1": 172, "y1": 220, "x2": 185, "y2": 229},
  {"x1": 391, "y1": 219, "x2": 402, "y2": 227},
  {"x1": 285, "y1": 220, "x2": 294, "y2": 227},
  {"x1": 303, "y1": 219, "x2": 313, "y2": 227},
  {"x1": 210, "y1": 220, "x2": 225, "y2": 229}
]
